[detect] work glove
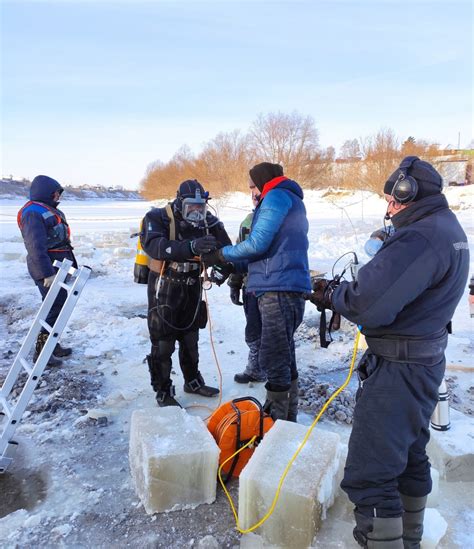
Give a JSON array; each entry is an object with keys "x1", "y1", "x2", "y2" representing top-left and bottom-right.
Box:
[
  {"x1": 210, "y1": 263, "x2": 234, "y2": 286},
  {"x1": 201, "y1": 248, "x2": 226, "y2": 267},
  {"x1": 190, "y1": 235, "x2": 218, "y2": 255},
  {"x1": 307, "y1": 278, "x2": 337, "y2": 311},
  {"x1": 43, "y1": 275, "x2": 56, "y2": 288},
  {"x1": 230, "y1": 286, "x2": 243, "y2": 306}
]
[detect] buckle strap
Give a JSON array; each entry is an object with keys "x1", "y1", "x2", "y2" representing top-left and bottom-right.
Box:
[{"x1": 187, "y1": 378, "x2": 202, "y2": 391}]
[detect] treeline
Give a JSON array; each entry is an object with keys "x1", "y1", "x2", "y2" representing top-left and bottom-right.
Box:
[{"x1": 139, "y1": 111, "x2": 454, "y2": 199}]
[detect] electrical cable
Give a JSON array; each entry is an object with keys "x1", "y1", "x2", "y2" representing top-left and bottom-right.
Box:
[{"x1": 219, "y1": 328, "x2": 362, "y2": 534}]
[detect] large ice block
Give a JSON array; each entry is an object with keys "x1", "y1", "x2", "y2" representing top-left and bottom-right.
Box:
[
  {"x1": 129, "y1": 407, "x2": 219, "y2": 513},
  {"x1": 427, "y1": 409, "x2": 474, "y2": 482},
  {"x1": 239, "y1": 420, "x2": 341, "y2": 549}
]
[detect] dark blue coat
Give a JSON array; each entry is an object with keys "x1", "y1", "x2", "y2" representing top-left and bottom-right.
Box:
[
  {"x1": 18, "y1": 176, "x2": 76, "y2": 281},
  {"x1": 332, "y1": 194, "x2": 470, "y2": 338},
  {"x1": 221, "y1": 178, "x2": 311, "y2": 293}
]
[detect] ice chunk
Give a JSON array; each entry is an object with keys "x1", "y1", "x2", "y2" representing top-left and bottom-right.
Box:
[
  {"x1": 129, "y1": 408, "x2": 219, "y2": 514},
  {"x1": 421, "y1": 508, "x2": 447, "y2": 549},
  {"x1": 427, "y1": 409, "x2": 474, "y2": 481},
  {"x1": 239, "y1": 420, "x2": 341, "y2": 549}
]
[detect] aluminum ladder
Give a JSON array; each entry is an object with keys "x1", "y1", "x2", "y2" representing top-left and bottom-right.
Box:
[{"x1": 0, "y1": 259, "x2": 91, "y2": 472}]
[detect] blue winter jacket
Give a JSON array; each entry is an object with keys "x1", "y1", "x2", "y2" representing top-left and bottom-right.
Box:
[
  {"x1": 221, "y1": 178, "x2": 311, "y2": 293},
  {"x1": 332, "y1": 194, "x2": 469, "y2": 338},
  {"x1": 18, "y1": 176, "x2": 76, "y2": 281}
]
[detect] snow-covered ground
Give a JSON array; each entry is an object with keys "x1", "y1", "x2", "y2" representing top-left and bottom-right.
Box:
[{"x1": 0, "y1": 187, "x2": 472, "y2": 548}]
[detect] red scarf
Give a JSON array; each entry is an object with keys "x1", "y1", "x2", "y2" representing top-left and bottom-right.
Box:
[{"x1": 259, "y1": 176, "x2": 288, "y2": 200}]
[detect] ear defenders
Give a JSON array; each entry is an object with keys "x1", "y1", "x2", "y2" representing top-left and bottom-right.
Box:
[{"x1": 391, "y1": 156, "x2": 420, "y2": 204}]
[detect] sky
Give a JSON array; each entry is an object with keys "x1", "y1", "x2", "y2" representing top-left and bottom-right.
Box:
[{"x1": 1, "y1": 0, "x2": 472, "y2": 190}]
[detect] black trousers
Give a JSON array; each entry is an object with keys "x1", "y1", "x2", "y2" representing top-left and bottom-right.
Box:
[
  {"x1": 147, "y1": 271, "x2": 204, "y2": 391},
  {"x1": 341, "y1": 351, "x2": 445, "y2": 518},
  {"x1": 35, "y1": 278, "x2": 67, "y2": 333}
]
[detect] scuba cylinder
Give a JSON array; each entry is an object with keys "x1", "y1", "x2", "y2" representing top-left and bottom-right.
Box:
[
  {"x1": 207, "y1": 396, "x2": 274, "y2": 481},
  {"x1": 430, "y1": 378, "x2": 450, "y2": 431},
  {"x1": 134, "y1": 219, "x2": 150, "y2": 284}
]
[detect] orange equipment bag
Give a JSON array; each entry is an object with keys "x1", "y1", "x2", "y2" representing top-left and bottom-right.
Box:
[{"x1": 207, "y1": 396, "x2": 274, "y2": 481}]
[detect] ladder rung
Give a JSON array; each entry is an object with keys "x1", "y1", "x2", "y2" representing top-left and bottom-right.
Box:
[
  {"x1": 0, "y1": 397, "x2": 12, "y2": 418},
  {"x1": 39, "y1": 320, "x2": 53, "y2": 332},
  {"x1": 20, "y1": 358, "x2": 32, "y2": 375},
  {"x1": 58, "y1": 282, "x2": 70, "y2": 292}
]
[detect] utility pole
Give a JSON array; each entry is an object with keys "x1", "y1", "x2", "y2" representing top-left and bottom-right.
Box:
[{"x1": 458, "y1": 132, "x2": 461, "y2": 150}]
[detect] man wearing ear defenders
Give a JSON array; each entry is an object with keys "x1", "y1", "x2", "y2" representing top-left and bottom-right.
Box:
[{"x1": 312, "y1": 157, "x2": 469, "y2": 548}]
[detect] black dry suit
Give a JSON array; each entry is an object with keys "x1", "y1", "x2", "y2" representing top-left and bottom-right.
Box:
[
  {"x1": 140, "y1": 202, "x2": 231, "y2": 397},
  {"x1": 332, "y1": 194, "x2": 469, "y2": 520}
]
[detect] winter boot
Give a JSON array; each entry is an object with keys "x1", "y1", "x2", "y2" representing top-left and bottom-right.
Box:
[
  {"x1": 287, "y1": 379, "x2": 299, "y2": 422},
  {"x1": 33, "y1": 332, "x2": 62, "y2": 367},
  {"x1": 234, "y1": 372, "x2": 265, "y2": 383},
  {"x1": 400, "y1": 494, "x2": 427, "y2": 549},
  {"x1": 263, "y1": 388, "x2": 290, "y2": 421},
  {"x1": 234, "y1": 339, "x2": 266, "y2": 383},
  {"x1": 353, "y1": 510, "x2": 403, "y2": 548},
  {"x1": 184, "y1": 373, "x2": 219, "y2": 397},
  {"x1": 156, "y1": 385, "x2": 182, "y2": 408},
  {"x1": 54, "y1": 343, "x2": 72, "y2": 357}
]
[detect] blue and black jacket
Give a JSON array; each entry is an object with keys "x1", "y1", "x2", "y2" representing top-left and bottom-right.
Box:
[
  {"x1": 332, "y1": 194, "x2": 470, "y2": 338},
  {"x1": 17, "y1": 176, "x2": 77, "y2": 281},
  {"x1": 221, "y1": 177, "x2": 311, "y2": 294}
]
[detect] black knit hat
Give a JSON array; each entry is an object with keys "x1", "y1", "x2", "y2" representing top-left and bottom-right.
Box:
[
  {"x1": 249, "y1": 162, "x2": 284, "y2": 192},
  {"x1": 384, "y1": 157, "x2": 443, "y2": 201},
  {"x1": 177, "y1": 179, "x2": 206, "y2": 199}
]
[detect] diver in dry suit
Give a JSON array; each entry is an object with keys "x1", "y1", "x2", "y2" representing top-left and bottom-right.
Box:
[
  {"x1": 312, "y1": 157, "x2": 469, "y2": 548},
  {"x1": 140, "y1": 179, "x2": 232, "y2": 407}
]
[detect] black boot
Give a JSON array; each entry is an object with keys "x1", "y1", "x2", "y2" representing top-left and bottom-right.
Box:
[
  {"x1": 54, "y1": 343, "x2": 72, "y2": 357},
  {"x1": 156, "y1": 384, "x2": 182, "y2": 408},
  {"x1": 146, "y1": 353, "x2": 181, "y2": 407},
  {"x1": 33, "y1": 333, "x2": 62, "y2": 367},
  {"x1": 234, "y1": 372, "x2": 265, "y2": 384},
  {"x1": 400, "y1": 494, "x2": 427, "y2": 549},
  {"x1": 353, "y1": 510, "x2": 403, "y2": 548},
  {"x1": 183, "y1": 373, "x2": 219, "y2": 397},
  {"x1": 287, "y1": 379, "x2": 299, "y2": 422},
  {"x1": 263, "y1": 388, "x2": 290, "y2": 421}
]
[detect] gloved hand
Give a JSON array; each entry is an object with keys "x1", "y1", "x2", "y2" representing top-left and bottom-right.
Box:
[
  {"x1": 190, "y1": 235, "x2": 218, "y2": 255},
  {"x1": 201, "y1": 248, "x2": 225, "y2": 266},
  {"x1": 307, "y1": 278, "x2": 337, "y2": 311},
  {"x1": 210, "y1": 263, "x2": 234, "y2": 286},
  {"x1": 230, "y1": 286, "x2": 243, "y2": 306},
  {"x1": 43, "y1": 275, "x2": 56, "y2": 288}
]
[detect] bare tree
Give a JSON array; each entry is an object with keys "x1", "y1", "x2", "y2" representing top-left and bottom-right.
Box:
[
  {"x1": 360, "y1": 128, "x2": 401, "y2": 194},
  {"x1": 199, "y1": 130, "x2": 251, "y2": 194},
  {"x1": 248, "y1": 111, "x2": 324, "y2": 186},
  {"x1": 340, "y1": 139, "x2": 362, "y2": 160}
]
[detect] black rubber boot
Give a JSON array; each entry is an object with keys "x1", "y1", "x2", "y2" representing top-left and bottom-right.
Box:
[
  {"x1": 353, "y1": 510, "x2": 403, "y2": 548},
  {"x1": 33, "y1": 333, "x2": 62, "y2": 367},
  {"x1": 183, "y1": 373, "x2": 219, "y2": 397},
  {"x1": 156, "y1": 384, "x2": 182, "y2": 408},
  {"x1": 400, "y1": 494, "x2": 427, "y2": 549},
  {"x1": 287, "y1": 379, "x2": 299, "y2": 422},
  {"x1": 54, "y1": 343, "x2": 72, "y2": 357},
  {"x1": 234, "y1": 372, "x2": 265, "y2": 384},
  {"x1": 263, "y1": 388, "x2": 290, "y2": 421}
]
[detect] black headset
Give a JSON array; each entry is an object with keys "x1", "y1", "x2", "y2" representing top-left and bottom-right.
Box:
[{"x1": 391, "y1": 156, "x2": 420, "y2": 204}]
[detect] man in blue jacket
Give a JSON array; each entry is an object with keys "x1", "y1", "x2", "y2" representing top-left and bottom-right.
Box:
[
  {"x1": 312, "y1": 157, "x2": 469, "y2": 548},
  {"x1": 203, "y1": 162, "x2": 311, "y2": 421},
  {"x1": 18, "y1": 175, "x2": 77, "y2": 366}
]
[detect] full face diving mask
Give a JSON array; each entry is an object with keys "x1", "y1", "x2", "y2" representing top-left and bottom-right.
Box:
[{"x1": 181, "y1": 189, "x2": 208, "y2": 227}]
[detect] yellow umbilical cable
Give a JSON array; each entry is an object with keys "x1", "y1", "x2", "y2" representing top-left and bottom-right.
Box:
[{"x1": 219, "y1": 328, "x2": 361, "y2": 534}]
